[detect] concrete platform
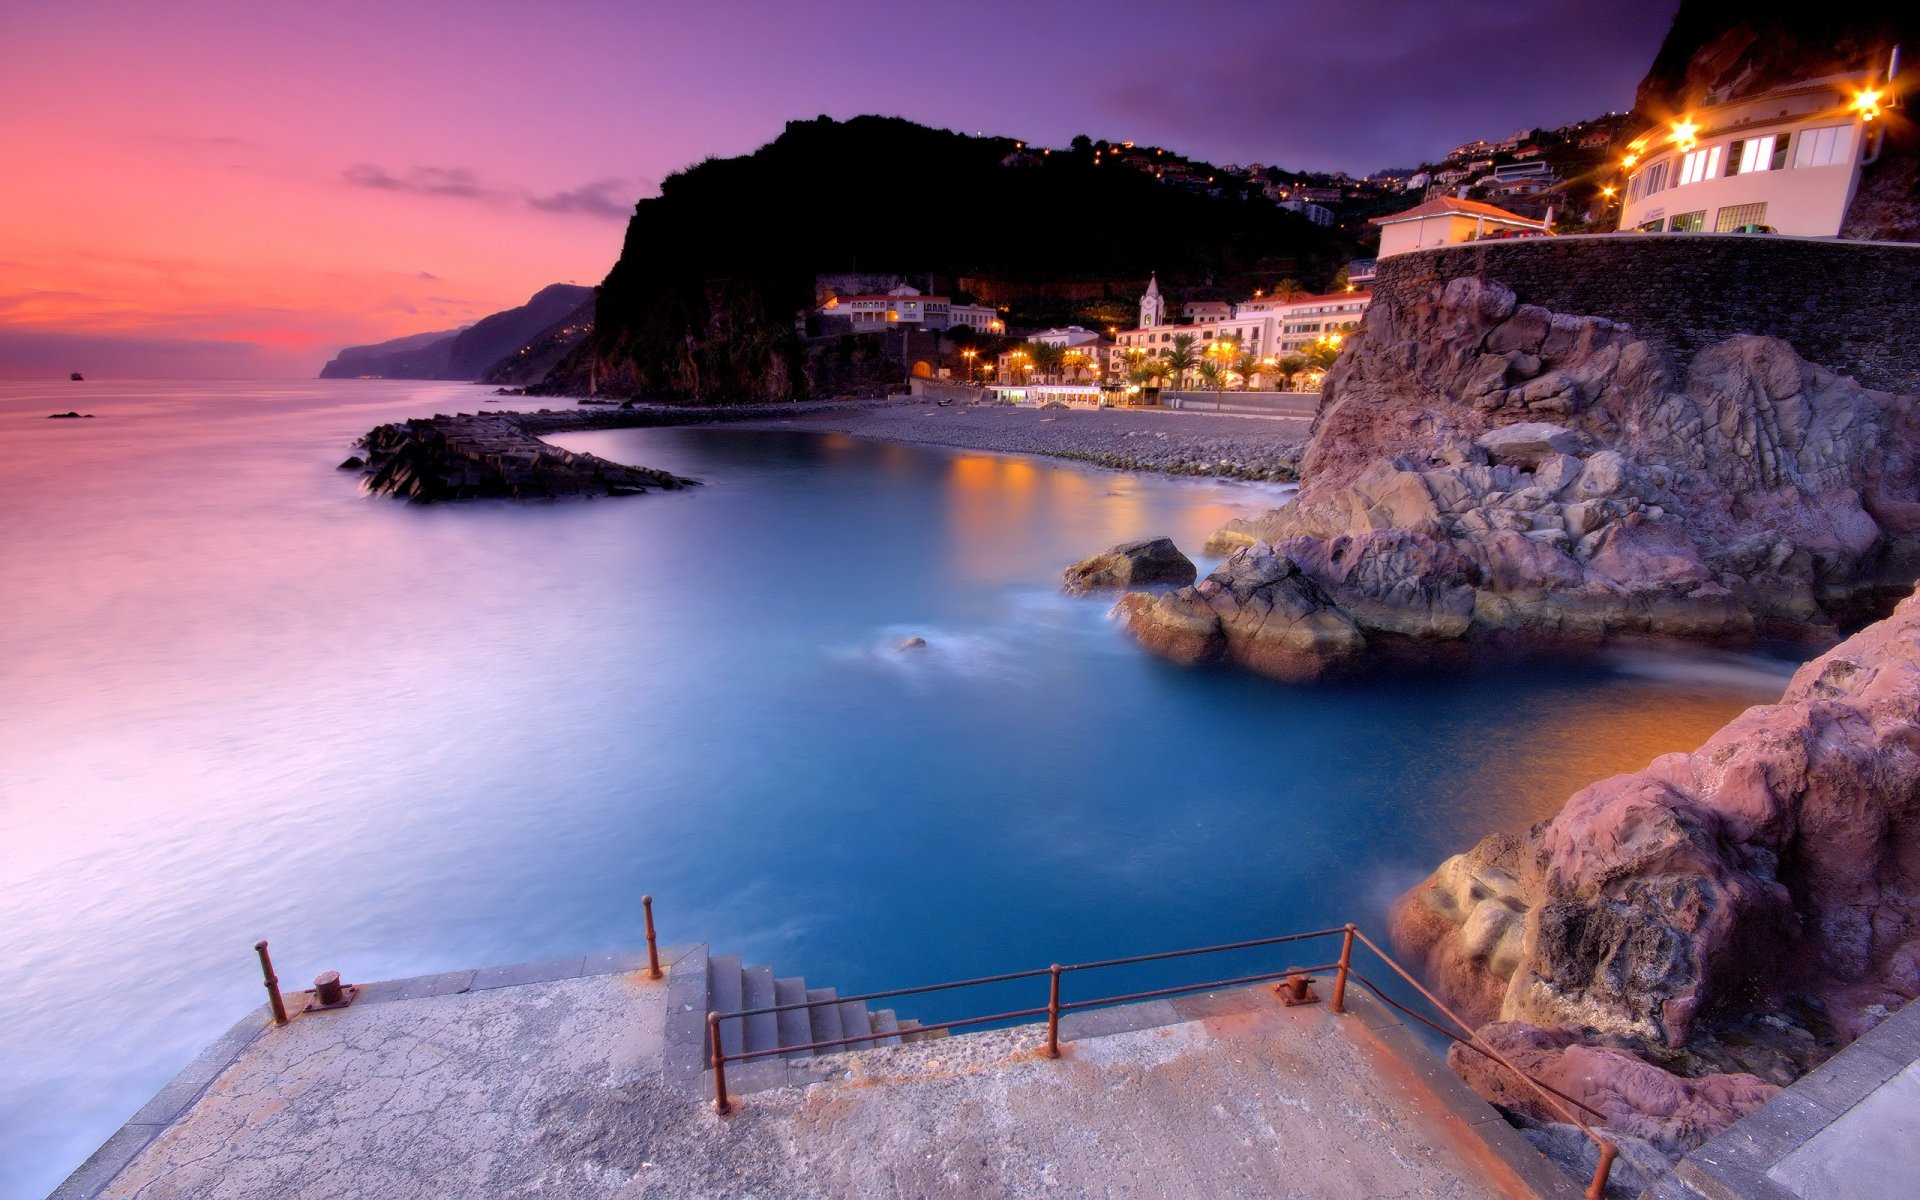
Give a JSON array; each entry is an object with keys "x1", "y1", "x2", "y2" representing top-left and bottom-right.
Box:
[
  {"x1": 58, "y1": 948, "x2": 1582, "y2": 1199},
  {"x1": 1674, "y1": 997, "x2": 1920, "y2": 1200}
]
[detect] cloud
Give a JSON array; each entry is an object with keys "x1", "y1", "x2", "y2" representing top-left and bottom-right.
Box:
[
  {"x1": 343, "y1": 163, "x2": 639, "y2": 220},
  {"x1": 342, "y1": 163, "x2": 497, "y2": 199},
  {"x1": 415, "y1": 270, "x2": 441, "y2": 281},
  {"x1": 528, "y1": 177, "x2": 641, "y2": 220}
]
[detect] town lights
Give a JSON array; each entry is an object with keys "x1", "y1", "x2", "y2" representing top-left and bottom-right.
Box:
[
  {"x1": 1621, "y1": 152, "x2": 1639, "y2": 168},
  {"x1": 1601, "y1": 185, "x2": 1617, "y2": 199},
  {"x1": 1852, "y1": 88, "x2": 1885, "y2": 121}
]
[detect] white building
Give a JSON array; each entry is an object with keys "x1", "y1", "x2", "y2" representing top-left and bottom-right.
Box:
[
  {"x1": 1616, "y1": 69, "x2": 1892, "y2": 237},
  {"x1": 1371, "y1": 196, "x2": 1551, "y2": 258},
  {"x1": 816, "y1": 285, "x2": 1000, "y2": 333},
  {"x1": 1108, "y1": 284, "x2": 1371, "y2": 384},
  {"x1": 1279, "y1": 200, "x2": 1336, "y2": 226}
]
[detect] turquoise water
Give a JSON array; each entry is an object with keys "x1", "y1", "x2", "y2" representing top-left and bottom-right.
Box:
[{"x1": 0, "y1": 381, "x2": 1796, "y2": 1195}]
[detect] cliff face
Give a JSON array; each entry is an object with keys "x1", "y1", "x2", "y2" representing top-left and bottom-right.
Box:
[
  {"x1": 317, "y1": 285, "x2": 590, "y2": 381},
  {"x1": 442, "y1": 284, "x2": 591, "y2": 380},
  {"x1": 547, "y1": 115, "x2": 1356, "y2": 401},
  {"x1": 318, "y1": 328, "x2": 461, "y2": 379},
  {"x1": 1118, "y1": 263, "x2": 1920, "y2": 681},
  {"x1": 1634, "y1": 1, "x2": 1920, "y2": 242}
]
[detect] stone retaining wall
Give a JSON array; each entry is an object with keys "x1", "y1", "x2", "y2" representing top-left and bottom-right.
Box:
[{"x1": 1377, "y1": 235, "x2": 1920, "y2": 394}]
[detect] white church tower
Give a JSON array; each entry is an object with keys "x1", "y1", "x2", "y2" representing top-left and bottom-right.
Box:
[{"x1": 1139, "y1": 273, "x2": 1166, "y2": 330}]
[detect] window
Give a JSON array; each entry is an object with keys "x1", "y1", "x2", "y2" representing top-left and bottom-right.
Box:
[
  {"x1": 1669, "y1": 211, "x2": 1706, "y2": 232},
  {"x1": 1715, "y1": 202, "x2": 1768, "y2": 231},
  {"x1": 1638, "y1": 219, "x2": 1664, "y2": 232},
  {"x1": 1792, "y1": 125, "x2": 1853, "y2": 169},
  {"x1": 1678, "y1": 145, "x2": 1723, "y2": 186},
  {"x1": 1735, "y1": 135, "x2": 1785, "y2": 174}
]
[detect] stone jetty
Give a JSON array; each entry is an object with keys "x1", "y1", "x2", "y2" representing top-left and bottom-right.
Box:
[{"x1": 349, "y1": 401, "x2": 884, "y2": 503}]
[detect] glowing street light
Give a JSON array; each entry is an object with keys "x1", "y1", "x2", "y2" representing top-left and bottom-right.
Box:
[
  {"x1": 1852, "y1": 88, "x2": 1885, "y2": 121},
  {"x1": 1669, "y1": 119, "x2": 1699, "y2": 152}
]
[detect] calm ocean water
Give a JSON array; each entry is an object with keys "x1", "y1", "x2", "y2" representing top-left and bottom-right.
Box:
[{"x1": 0, "y1": 380, "x2": 1797, "y2": 1195}]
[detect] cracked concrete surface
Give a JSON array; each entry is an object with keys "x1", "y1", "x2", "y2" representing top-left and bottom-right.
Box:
[{"x1": 100, "y1": 960, "x2": 1568, "y2": 1199}]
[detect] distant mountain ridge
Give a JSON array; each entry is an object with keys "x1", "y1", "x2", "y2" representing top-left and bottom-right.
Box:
[{"x1": 318, "y1": 283, "x2": 592, "y2": 380}]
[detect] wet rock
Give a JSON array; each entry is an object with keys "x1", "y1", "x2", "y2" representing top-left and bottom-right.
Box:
[
  {"x1": 337, "y1": 456, "x2": 365, "y2": 470},
  {"x1": 355, "y1": 413, "x2": 697, "y2": 502},
  {"x1": 1164, "y1": 273, "x2": 1920, "y2": 675},
  {"x1": 1114, "y1": 542, "x2": 1364, "y2": 681},
  {"x1": 1062, "y1": 536, "x2": 1197, "y2": 594},
  {"x1": 896, "y1": 636, "x2": 926, "y2": 650},
  {"x1": 1394, "y1": 591, "x2": 1920, "y2": 1145},
  {"x1": 46, "y1": 411, "x2": 93, "y2": 419}
]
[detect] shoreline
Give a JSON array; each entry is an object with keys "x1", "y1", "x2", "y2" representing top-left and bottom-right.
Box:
[
  {"x1": 349, "y1": 396, "x2": 1313, "y2": 501},
  {"x1": 700, "y1": 398, "x2": 1310, "y2": 482}
]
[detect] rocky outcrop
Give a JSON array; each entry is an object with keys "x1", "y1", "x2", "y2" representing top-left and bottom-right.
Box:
[
  {"x1": 1125, "y1": 274, "x2": 1920, "y2": 679},
  {"x1": 1062, "y1": 537, "x2": 1196, "y2": 594},
  {"x1": 1392, "y1": 589, "x2": 1920, "y2": 1150},
  {"x1": 355, "y1": 413, "x2": 695, "y2": 502}
]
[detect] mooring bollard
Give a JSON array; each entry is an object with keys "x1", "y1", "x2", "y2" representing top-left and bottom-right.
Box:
[
  {"x1": 254, "y1": 940, "x2": 288, "y2": 1027},
  {"x1": 709, "y1": 1012, "x2": 732, "y2": 1115},
  {"x1": 642, "y1": 894, "x2": 662, "y2": 980},
  {"x1": 1332, "y1": 924, "x2": 1355, "y2": 1014},
  {"x1": 1044, "y1": 965, "x2": 1063, "y2": 1058}
]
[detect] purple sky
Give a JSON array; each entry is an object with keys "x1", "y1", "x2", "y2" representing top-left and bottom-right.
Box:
[{"x1": 0, "y1": 0, "x2": 1679, "y2": 377}]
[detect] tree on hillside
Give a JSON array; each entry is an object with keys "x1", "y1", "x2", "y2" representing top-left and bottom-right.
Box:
[
  {"x1": 1272, "y1": 278, "x2": 1307, "y2": 302},
  {"x1": 1165, "y1": 334, "x2": 1197, "y2": 389}
]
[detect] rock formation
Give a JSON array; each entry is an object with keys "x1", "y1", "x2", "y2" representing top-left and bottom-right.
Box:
[
  {"x1": 355, "y1": 413, "x2": 695, "y2": 502},
  {"x1": 1062, "y1": 537, "x2": 1197, "y2": 594},
  {"x1": 1122, "y1": 274, "x2": 1920, "y2": 678},
  {"x1": 1392, "y1": 588, "x2": 1920, "y2": 1150}
]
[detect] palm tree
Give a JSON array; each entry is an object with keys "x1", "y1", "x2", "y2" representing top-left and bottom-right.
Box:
[
  {"x1": 1303, "y1": 338, "x2": 1341, "y2": 371},
  {"x1": 1276, "y1": 355, "x2": 1308, "y2": 392},
  {"x1": 1271, "y1": 278, "x2": 1307, "y2": 302},
  {"x1": 1195, "y1": 359, "x2": 1228, "y2": 410},
  {"x1": 1024, "y1": 340, "x2": 1065, "y2": 383},
  {"x1": 1231, "y1": 351, "x2": 1260, "y2": 390},
  {"x1": 1165, "y1": 334, "x2": 1197, "y2": 389}
]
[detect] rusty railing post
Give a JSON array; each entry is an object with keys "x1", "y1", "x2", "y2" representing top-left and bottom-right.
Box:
[
  {"x1": 642, "y1": 894, "x2": 662, "y2": 980},
  {"x1": 254, "y1": 940, "x2": 288, "y2": 1027},
  {"x1": 709, "y1": 1013, "x2": 732, "y2": 1115},
  {"x1": 1332, "y1": 924, "x2": 1355, "y2": 1014},
  {"x1": 1587, "y1": 1139, "x2": 1617, "y2": 1200},
  {"x1": 1045, "y1": 965, "x2": 1063, "y2": 1058}
]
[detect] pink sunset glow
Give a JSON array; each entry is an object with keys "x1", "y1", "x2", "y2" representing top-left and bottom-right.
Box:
[{"x1": 0, "y1": 0, "x2": 1671, "y2": 378}]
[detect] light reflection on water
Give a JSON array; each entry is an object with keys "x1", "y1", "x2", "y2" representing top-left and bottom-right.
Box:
[{"x1": 0, "y1": 382, "x2": 1792, "y2": 1195}]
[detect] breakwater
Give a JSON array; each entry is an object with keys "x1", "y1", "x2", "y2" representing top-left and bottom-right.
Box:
[{"x1": 351, "y1": 400, "x2": 885, "y2": 501}]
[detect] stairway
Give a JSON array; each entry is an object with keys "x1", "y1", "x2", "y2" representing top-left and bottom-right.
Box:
[{"x1": 705, "y1": 953, "x2": 945, "y2": 1060}]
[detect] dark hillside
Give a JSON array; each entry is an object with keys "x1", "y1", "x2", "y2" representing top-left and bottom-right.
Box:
[{"x1": 545, "y1": 116, "x2": 1358, "y2": 400}]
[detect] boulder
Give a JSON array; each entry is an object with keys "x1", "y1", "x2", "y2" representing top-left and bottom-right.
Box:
[
  {"x1": 1393, "y1": 590, "x2": 1920, "y2": 1145},
  {"x1": 1150, "y1": 273, "x2": 1920, "y2": 676},
  {"x1": 1475, "y1": 421, "x2": 1583, "y2": 468},
  {"x1": 1114, "y1": 542, "x2": 1364, "y2": 681},
  {"x1": 1062, "y1": 536, "x2": 1197, "y2": 594}
]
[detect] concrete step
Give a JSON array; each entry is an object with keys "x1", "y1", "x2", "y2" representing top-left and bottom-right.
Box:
[
  {"x1": 741, "y1": 965, "x2": 778, "y2": 1057},
  {"x1": 805, "y1": 987, "x2": 844, "y2": 1049},
  {"x1": 836, "y1": 999, "x2": 874, "y2": 1052},
  {"x1": 773, "y1": 977, "x2": 812, "y2": 1056},
  {"x1": 707, "y1": 955, "x2": 743, "y2": 1058},
  {"x1": 870, "y1": 1008, "x2": 902, "y2": 1047},
  {"x1": 896, "y1": 1017, "x2": 948, "y2": 1044}
]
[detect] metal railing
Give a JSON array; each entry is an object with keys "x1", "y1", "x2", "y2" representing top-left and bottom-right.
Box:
[{"x1": 707, "y1": 922, "x2": 1617, "y2": 1200}]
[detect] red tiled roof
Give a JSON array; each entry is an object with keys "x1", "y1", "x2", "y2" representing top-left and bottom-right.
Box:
[{"x1": 1370, "y1": 197, "x2": 1548, "y2": 228}]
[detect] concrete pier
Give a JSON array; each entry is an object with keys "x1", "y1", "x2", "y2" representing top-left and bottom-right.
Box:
[{"x1": 55, "y1": 946, "x2": 1581, "y2": 1199}]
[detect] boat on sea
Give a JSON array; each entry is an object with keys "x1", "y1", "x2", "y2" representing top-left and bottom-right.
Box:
[{"x1": 70, "y1": 371, "x2": 84, "y2": 381}]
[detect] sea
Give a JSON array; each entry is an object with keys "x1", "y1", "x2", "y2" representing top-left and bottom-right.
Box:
[{"x1": 0, "y1": 379, "x2": 1801, "y2": 1196}]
